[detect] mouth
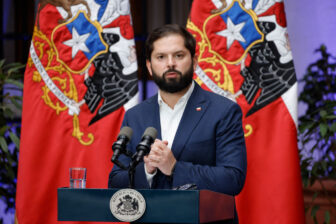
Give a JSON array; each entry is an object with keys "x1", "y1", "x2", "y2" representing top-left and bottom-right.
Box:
[
  {"x1": 165, "y1": 72, "x2": 179, "y2": 78},
  {"x1": 163, "y1": 70, "x2": 182, "y2": 79}
]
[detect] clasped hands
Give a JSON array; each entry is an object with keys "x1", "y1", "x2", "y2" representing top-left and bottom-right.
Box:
[{"x1": 144, "y1": 139, "x2": 176, "y2": 176}]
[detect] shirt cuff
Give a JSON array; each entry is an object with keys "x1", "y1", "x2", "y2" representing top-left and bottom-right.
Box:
[{"x1": 144, "y1": 164, "x2": 157, "y2": 187}]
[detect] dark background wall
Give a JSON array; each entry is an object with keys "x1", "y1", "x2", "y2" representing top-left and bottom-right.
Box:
[{"x1": 1, "y1": 1, "x2": 35, "y2": 64}]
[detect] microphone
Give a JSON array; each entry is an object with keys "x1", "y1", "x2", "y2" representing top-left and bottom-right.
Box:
[
  {"x1": 111, "y1": 126, "x2": 133, "y2": 163},
  {"x1": 133, "y1": 127, "x2": 157, "y2": 165}
]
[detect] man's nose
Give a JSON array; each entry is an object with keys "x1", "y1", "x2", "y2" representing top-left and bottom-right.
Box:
[{"x1": 167, "y1": 55, "x2": 176, "y2": 68}]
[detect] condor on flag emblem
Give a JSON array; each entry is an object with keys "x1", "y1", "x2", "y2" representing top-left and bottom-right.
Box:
[
  {"x1": 51, "y1": 11, "x2": 107, "y2": 73},
  {"x1": 204, "y1": 1, "x2": 263, "y2": 64}
]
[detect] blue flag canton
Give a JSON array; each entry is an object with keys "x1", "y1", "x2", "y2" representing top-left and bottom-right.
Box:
[
  {"x1": 65, "y1": 12, "x2": 107, "y2": 60},
  {"x1": 220, "y1": 1, "x2": 262, "y2": 50}
]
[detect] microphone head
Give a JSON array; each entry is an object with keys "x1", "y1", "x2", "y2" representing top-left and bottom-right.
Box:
[
  {"x1": 143, "y1": 127, "x2": 157, "y2": 140},
  {"x1": 119, "y1": 126, "x2": 133, "y2": 140}
]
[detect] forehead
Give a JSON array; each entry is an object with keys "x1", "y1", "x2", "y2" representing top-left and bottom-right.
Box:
[{"x1": 151, "y1": 34, "x2": 188, "y2": 55}]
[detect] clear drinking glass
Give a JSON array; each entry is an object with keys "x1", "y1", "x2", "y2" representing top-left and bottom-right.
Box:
[{"x1": 69, "y1": 167, "x2": 86, "y2": 188}]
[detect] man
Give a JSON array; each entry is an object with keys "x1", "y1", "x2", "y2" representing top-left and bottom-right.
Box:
[{"x1": 108, "y1": 24, "x2": 247, "y2": 220}]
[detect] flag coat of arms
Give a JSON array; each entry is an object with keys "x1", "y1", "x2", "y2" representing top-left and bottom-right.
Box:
[
  {"x1": 16, "y1": 0, "x2": 138, "y2": 223},
  {"x1": 188, "y1": 0, "x2": 305, "y2": 223}
]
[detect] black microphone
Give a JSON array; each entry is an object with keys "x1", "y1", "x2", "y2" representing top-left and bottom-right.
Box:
[
  {"x1": 111, "y1": 126, "x2": 133, "y2": 163},
  {"x1": 133, "y1": 127, "x2": 157, "y2": 165}
]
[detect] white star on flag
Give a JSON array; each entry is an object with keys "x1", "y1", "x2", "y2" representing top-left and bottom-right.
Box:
[
  {"x1": 216, "y1": 17, "x2": 246, "y2": 50},
  {"x1": 63, "y1": 27, "x2": 91, "y2": 58}
]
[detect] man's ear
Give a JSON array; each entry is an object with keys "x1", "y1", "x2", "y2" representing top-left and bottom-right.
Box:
[
  {"x1": 192, "y1": 55, "x2": 198, "y2": 71},
  {"x1": 146, "y1": 59, "x2": 153, "y2": 77}
]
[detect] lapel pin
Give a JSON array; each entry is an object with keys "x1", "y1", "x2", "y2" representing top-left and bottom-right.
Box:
[{"x1": 196, "y1": 107, "x2": 202, "y2": 111}]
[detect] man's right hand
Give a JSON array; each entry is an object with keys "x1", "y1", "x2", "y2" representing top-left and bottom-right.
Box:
[
  {"x1": 143, "y1": 155, "x2": 157, "y2": 174},
  {"x1": 144, "y1": 139, "x2": 176, "y2": 176}
]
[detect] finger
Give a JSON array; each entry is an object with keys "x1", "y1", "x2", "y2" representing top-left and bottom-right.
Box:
[
  {"x1": 145, "y1": 154, "x2": 158, "y2": 164},
  {"x1": 153, "y1": 139, "x2": 167, "y2": 150},
  {"x1": 148, "y1": 154, "x2": 160, "y2": 162},
  {"x1": 150, "y1": 146, "x2": 163, "y2": 156},
  {"x1": 147, "y1": 161, "x2": 158, "y2": 170},
  {"x1": 151, "y1": 142, "x2": 162, "y2": 152},
  {"x1": 143, "y1": 155, "x2": 150, "y2": 163}
]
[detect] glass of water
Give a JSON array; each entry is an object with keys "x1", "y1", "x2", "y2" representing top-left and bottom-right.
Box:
[{"x1": 69, "y1": 167, "x2": 86, "y2": 188}]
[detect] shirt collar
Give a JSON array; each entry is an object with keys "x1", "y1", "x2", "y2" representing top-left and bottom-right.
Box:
[{"x1": 158, "y1": 81, "x2": 195, "y2": 107}]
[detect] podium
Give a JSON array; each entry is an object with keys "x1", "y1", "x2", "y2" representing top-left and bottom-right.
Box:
[{"x1": 58, "y1": 188, "x2": 234, "y2": 223}]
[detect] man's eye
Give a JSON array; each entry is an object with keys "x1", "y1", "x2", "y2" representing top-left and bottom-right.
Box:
[
  {"x1": 157, "y1": 55, "x2": 164, "y2": 60},
  {"x1": 176, "y1": 54, "x2": 184, "y2": 59}
]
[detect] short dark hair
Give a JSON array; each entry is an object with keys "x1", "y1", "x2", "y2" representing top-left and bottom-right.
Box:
[{"x1": 145, "y1": 24, "x2": 196, "y2": 61}]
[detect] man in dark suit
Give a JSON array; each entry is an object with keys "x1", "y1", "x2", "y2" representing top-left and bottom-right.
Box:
[{"x1": 108, "y1": 24, "x2": 247, "y2": 222}]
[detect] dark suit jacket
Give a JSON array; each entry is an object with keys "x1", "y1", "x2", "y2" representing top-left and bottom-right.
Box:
[{"x1": 108, "y1": 82, "x2": 247, "y2": 196}]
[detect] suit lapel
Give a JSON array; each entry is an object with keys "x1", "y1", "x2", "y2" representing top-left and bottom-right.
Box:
[
  {"x1": 145, "y1": 95, "x2": 162, "y2": 140},
  {"x1": 171, "y1": 84, "x2": 209, "y2": 159}
]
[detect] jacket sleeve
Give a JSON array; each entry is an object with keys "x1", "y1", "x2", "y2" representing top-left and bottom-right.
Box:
[{"x1": 171, "y1": 104, "x2": 247, "y2": 195}]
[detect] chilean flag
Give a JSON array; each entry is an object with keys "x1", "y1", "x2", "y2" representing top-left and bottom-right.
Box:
[
  {"x1": 16, "y1": 1, "x2": 137, "y2": 223},
  {"x1": 204, "y1": 1, "x2": 263, "y2": 63},
  {"x1": 52, "y1": 12, "x2": 107, "y2": 73},
  {"x1": 188, "y1": 0, "x2": 305, "y2": 223}
]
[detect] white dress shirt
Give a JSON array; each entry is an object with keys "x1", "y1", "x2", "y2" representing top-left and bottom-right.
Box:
[{"x1": 145, "y1": 82, "x2": 195, "y2": 186}]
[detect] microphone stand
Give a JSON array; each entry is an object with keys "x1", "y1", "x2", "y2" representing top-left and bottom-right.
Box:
[
  {"x1": 128, "y1": 162, "x2": 135, "y2": 189},
  {"x1": 128, "y1": 170, "x2": 135, "y2": 189},
  {"x1": 128, "y1": 157, "x2": 139, "y2": 189},
  {"x1": 111, "y1": 150, "x2": 138, "y2": 189},
  {"x1": 111, "y1": 150, "x2": 137, "y2": 188}
]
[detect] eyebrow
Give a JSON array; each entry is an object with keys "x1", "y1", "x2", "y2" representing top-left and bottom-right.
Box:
[{"x1": 154, "y1": 50, "x2": 187, "y2": 55}]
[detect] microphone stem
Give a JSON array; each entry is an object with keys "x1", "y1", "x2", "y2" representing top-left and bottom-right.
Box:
[{"x1": 128, "y1": 164, "x2": 136, "y2": 189}]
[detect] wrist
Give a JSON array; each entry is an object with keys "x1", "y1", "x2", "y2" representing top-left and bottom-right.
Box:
[{"x1": 169, "y1": 160, "x2": 177, "y2": 176}]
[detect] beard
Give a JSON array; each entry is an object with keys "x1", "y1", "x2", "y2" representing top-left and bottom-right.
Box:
[{"x1": 151, "y1": 63, "x2": 194, "y2": 93}]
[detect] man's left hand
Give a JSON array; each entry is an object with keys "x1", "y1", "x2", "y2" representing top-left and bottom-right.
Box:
[{"x1": 145, "y1": 139, "x2": 176, "y2": 176}]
